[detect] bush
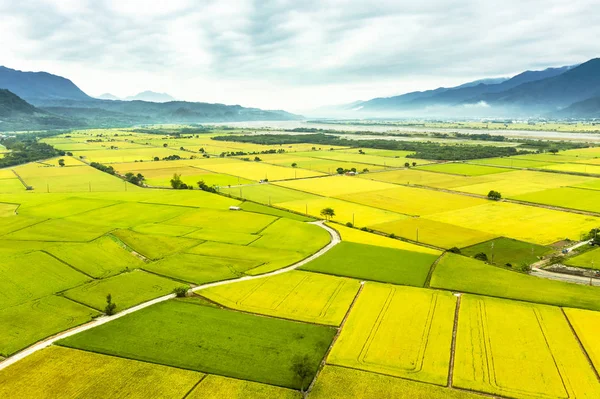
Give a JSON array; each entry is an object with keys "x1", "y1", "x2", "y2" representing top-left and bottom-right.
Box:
[
  {"x1": 173, "y1": 287, "x2": 188, "y2": 298},
  {"x1": 105, "y1": 294, "x2": 116, "y2": 316},
  {"x1": 487, "y1": 190, "x2": 502, "y2": 201},
  {"x1": 389, "y1": 233, "x2": 396, "y2": 239},
  {"x1": 448, "y1": 247, "x2": 461, "y2": 254},
  {"x1": 345, "y1": 222, "x2": 353, "y2": 228},
  {"x1": 474, "y1": 252, "x2": 489, "y2": 262}
]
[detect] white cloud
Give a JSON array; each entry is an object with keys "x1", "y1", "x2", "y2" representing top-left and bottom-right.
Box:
[{"x1": 0, "y1": 0, "x2": 599, "y2": 111}]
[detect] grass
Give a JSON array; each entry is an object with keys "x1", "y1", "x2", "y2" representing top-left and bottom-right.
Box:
[
  {"x1": 112, "y1": 229, "x2": 201, "y2": 260},
  {"x1": 454, "y1": 295, "x2": 600, "y2": 398},
  {"x1": 0, "y1": 346, "x2": 203, "y2": 398},
  {"x1": 416, "y1": 163, "x2": 509, "y2": 176},
  {"x1": 371, "y1": 217, "x2": 496, "y2": 249},
  {"x1": 131, "y1": 222, "x2": 198, "y2": 237},
  {"x1": 67, "y1": 202, "x2": 189, "y2": 229},
  {"x1": 564, "y1": 247, "x2": 600, "y2": 270},
  {"x1": 200, "y1": 271, "x2": 360, "y2": 325},
  {"x1": 45, "y1": 236, "x2": 145, "y2": 278},
  {"x1": 0, "y1": 179, "x2": 26, "y2": 193},
  {"x1": 62, "y1": 270, "x2": 183, "y2": 312},
  {"x1": 166, "y1": 208, "x2": 276, "y2": 234},
  {"x1": 58, "y1": 300, "x2": 336, "y2": 389},
  {"x1": 0, "y1": 296, "x2": 99, "y2": 357},
  {"x1": 460, "y1": 237, "x2": 550, "y2": 267},
  {"x1": 427, "y1": 202, "x2": 600, "y2": 245},
  {"x1": 187, "y1": 374, "x2": 301, "y2": 399},
  {"x1": 310, "y1": 366, "x2": 487, "y2": 399},
  {"x1": 330, "y1": 223, "x2": 441, "y2": 254},
  {"x1": 184, "y1": 228, "x2": 259, "y2": 245},
  {"x1": 301, "y1": 242, "x2": 438, "y2": 287},
  {"x1": 430, "y1": 253, "x2": 600, "y2": 311},
  {"x1": 0, "y1": 251, "x2": 90, "y2": 309},
  {"x1": 18, "y1": 197, "x2": 116, "y2": 219},
  {"x1": 3, "y1": 218, "x2": 113, "y2": 242},
  {"x1": 143, "y1": 253, "x2": 262, "y2": 284},
  {"x1": 564, "y1": 308, "x2": 600, "y2": 374},
  {"x1": 514, "y1": 187, "x2": 600, "y2": 213},
  {"x1": 328, "y1": 283, "x2": 456, "y2": 385}
]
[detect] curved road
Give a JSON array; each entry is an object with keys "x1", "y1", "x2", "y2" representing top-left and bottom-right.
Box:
[{"x1": 0, "y1": 220, "x2": 341, "y2": 372}]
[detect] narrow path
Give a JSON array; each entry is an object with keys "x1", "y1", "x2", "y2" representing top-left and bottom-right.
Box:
[{"x1": 0, "y1": 220, "x2": 341, "y2": 372}]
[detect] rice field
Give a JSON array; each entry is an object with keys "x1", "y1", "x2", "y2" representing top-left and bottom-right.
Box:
[
  {"x1": 276, "y1": 175, "x2": 397, "y2": 197},
  {"x1": 564, "y1": 308, "x2": 600, "y2": 374},
  {"x1": 514, "y1": 186, "x2": 600, "y2": 213},
  {"x1": 460, "y1": 237, "x2": 551, "y2": 267},
  {"x1": 58, "y1": 300, "x2": 336, "y2": 389},
  {"x1": 0, "y1": 346, "x2": 203, "y2": 399},
  {"x1": 300, "y1": 242, "x2": 438, "y2": 287},
  {"x1": 454, "y1": 295, "x2": 600, "y2": 398},
  {"x1": 199, "y1": 159, "x2": 325, "y2": 181},
  {"x1": 564, "y1": 247, "x2": 600, "y2": 270},
  {"x1": 187, "y1": 375, "x2": 301, "y2": 399},
  {"x1": 430, "y1": 253, "x2": 600, "y2": 311},
  {"x1": 416, "y1": 163, "x2": 509, "y2": 176},
  {"x1": 200, "y1": 271, "x2": 360, "y2": 325}
]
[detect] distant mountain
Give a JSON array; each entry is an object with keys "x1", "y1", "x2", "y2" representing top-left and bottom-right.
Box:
[
  {"x1": 96, "y1": 93, "x2": 120, "y2": 101},
  {"x1": 124, "y1": 91, "x2": 176, "y2": 103},
  {"x1": 0, "y1": 89, "x2": 78, "y2": 131},
  {"x1": 357, "y1": 65, "x2": 575, "y2": 113},
  {"x1": 473, "y1": 58, "x2": 600, "y2": 110},
  {"x1": 0, "y1": 66, "x2": 91, "y2": 102},
  {"x1": 555, "y1": 96, "x2": 600, "y2": 118}
]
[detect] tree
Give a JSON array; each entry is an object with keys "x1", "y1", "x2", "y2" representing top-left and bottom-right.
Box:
[
  {"x1": 197, "y1": 180, "x2": 217, "y2": 193},
  {"x1": 487, "y1": 190, "x2": 502, "y2": 201},
  {"x1": 404, "y1": 162, "x2": 410, "y2": 168},
  {"x1": 163, "y1": 143, "x2": 168, "y2": 148},
  {"x1": 58, "y1": 158, "x2": 65, "y2": 167},
  {"x1": 362, "y1": 168, "x2": 369, "y2": 173},
  {"x1": 254, "y1": 156, "x2": 262, "y2": 162},
  {"x1": 171, "y1": 173, "x2": 186, "y2": 189},
  {"x1": 549, "y1": 148, "x2": 559, "y2": 155},
  {"x1": 291, "y1": 163, "x2": 297, "y2": 168},
  {"x1": 105, "y1": 294, "x2": 116, "y2": 315},
  {"x1": 153, "y1": 156, "x2": 160, "y2": 161},
  {"x1": 346, "y1": 222, "x2": 353, "y2": 227},
  {"x1": 199, "y1": 147, "x2": 205, "y2": 153},
  {"x1": 336, "y1": 167, "x2": 345, "y2": 174},
  {"x1": 448, "y1": 247, "x2": 461, "y2": 254},
  {"x1": 320, "y1": 207, "x2": 335, "y2": 220},
  {"x1": 412, "y1": 162, "x2": 417, "y2": 167},
  {"x1": 290, "y1": 355, "x2": 312, "y2": 394}
]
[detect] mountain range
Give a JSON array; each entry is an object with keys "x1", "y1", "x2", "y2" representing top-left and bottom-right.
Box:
[
  {"x1": 0, "y1": 66, "x2": 300, "y2": 130},
  {"x1": 326, "y1": 59, "x2": 600, "y2": 118},
  {"x1": 96, "y1": 91, "x2": 177, "y2": 103}
]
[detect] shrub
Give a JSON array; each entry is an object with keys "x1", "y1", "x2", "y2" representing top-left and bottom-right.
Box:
[
  {"x1": 105, "y1": 294, "x2": 116, "y2": 316},
  {"x1": 345, "y1": 222, "x2": 353, "y2": 228},
  {"x1": 173, "y1": 287, "x2": 188, "y2": 298},
  {"x1": 474, "y1": 252, "x2": 489, "y2": 262},
  {"x1": 448, "y1": 247, "x2": 461, "y2": 254}
]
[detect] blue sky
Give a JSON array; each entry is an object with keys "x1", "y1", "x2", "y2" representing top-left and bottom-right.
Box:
[{"x1": 1, "y1": 0, "x2": 599, "y2": 111}]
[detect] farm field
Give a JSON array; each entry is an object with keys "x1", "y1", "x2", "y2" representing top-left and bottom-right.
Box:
[
  {"x1": 564, "y1": 308, "x2": 600, "y2": 373},
  {"x1": 426, "y1": 202, "x2": 600, "y2": 245},
  {"x1": 460, "y1": 237, "x2": 551, "y2": 267},
  {"x1": 469, "y1": 157, "x2": 552, "y2": 168},
  {"x1": 415, "y1": 162, "x2": 509, "y2": 176},
  {"x1": 221, "y1": 183, "x2": 319, "y2": 204},
  {"x1": 362, "y1": 168, "x2": 470, "y2": 187},
  {"x1": 310, "y1": 366, "x2": 486, "y2": 399},
  {"x1": 257, "y1": 153, "x2": 386, "y2": 173},
  {"x1": 0, "y1": 178, "x2": 25, "y2": 193},
  {"x1": 0, "y1": 346, "x2": 203, "y2": 399},
  {"x1": 327, "y1": 283, "x2": 456, "y2": 385},
  {"x1": 564, "y1": 247, "x2": 600, "y2": 270},
  {"x1": 541, "y1": 162, "x2": 600, "y2": 175},
  {"x1": 514, "y1": 186, "x2": 600, "y2": 213},
  {"x1": 454, "y1": 295, "x2": 600, "y2": 398},
  {"x1": 276, "y1": 175, "x2": 397, "y2": 197},
  {"x1": 200, "y1": 271, "x2": 360, "y2": 325},
  {"x1": 187, "y1": 375, "x2": 302, "y2": 399},
  {"x1": 430, "y1": 253, "x2": 600, "y2": 311},
  {"x1": 58, "y1": 300, "x2": 336, "y2": 389},
  {"x1": 199, "y1": 159, "x2": 325, "y2": 181},
  {"x1": 292, "y1": 150, "x2": 420, "y2": 167},
  {"x1": 300, "y1": 242, "x2": 438, "y2": 287}
]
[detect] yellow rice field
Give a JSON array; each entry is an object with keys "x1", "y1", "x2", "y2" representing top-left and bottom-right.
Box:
[{"x1": 564, "y1": 308, "x2": 600, "y2": 374}]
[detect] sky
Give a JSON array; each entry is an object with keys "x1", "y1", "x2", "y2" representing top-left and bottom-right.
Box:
[{"x1": 1, "y1": 0, "x2": 599, "y2": 113}]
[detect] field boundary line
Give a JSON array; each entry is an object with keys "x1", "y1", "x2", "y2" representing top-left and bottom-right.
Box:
[
  {"x1": 0, "y1": 220, "x2": 340, "y2": 372},
  {"x1": 181, "y1": 374, "x2": 208, "y2": 399},
  {"x1": 39, "y1": 250, "x2": 97, "y2": 280},
  {"x1": 11, "y1": 169, "x2": 31, "y2": 189},
  {"x1": 560, "y1": 308, "x2": 600, "y2": 382},
  {"x1": 306, "y1": 281, "x2": 365, "y2": 396},
  {"x1": 424, "y1": 253, "x2": 446, "y2": 288},
  {"x1": 447, "y1": 293, "x2": 462, "y2": 387}
]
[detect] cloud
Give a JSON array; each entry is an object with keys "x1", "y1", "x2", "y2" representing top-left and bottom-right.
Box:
[{"x1": 1, "y1": 0, "x2": 599, "y2": 111}]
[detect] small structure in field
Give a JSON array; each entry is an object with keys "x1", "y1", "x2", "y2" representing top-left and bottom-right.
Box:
[{"x1": 229, "y1": 206, "x2": 242, "y2": 211}]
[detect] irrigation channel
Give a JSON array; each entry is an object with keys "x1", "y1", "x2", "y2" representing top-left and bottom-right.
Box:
[{"x1": 0, "y1": 220, "x2": 341, "y2": 372}]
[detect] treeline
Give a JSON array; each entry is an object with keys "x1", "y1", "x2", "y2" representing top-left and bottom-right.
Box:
[
  {"x1": 131, "y1": 126, "x2": 213, "y2": 135},
  {"x1": 0, "y1": 136, "x2": 65, "y2": 168},
  {"x1": 212, "y1": 133, "x2": 529, "y2": 160}
]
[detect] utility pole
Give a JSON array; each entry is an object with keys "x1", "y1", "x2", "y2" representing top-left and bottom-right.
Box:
[
  {"x1": 305, "y1": 203, "x2": 308, "y2": 216},
  {"x1": 416, "y1": 228, "x2": 419, "y2": 243},
  {"x1": 491, "y1": 241, "x2": 495, "y2": 264},
  {"x1": 352, "y1": 213, "x2": 355, "y2": 226}
]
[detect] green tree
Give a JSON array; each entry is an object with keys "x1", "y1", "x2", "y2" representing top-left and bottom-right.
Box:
[
  {"x1": 163, "y1": 143, "x2": 168, "y2": 147},
  {"x1": 291, "y1": 162, "x2": 298, "y2": 168},
  {"x1": 320, "y1": 207, "x2": 335, "y2": 220},
  {"x1": 290, "y1": 355, "x2": 313, "y2": 394},
  {"x1": 412, "y1": 162, "x2": 417, "y2": 167},
  {"x1": 171, "y1": 173, "x2": 185, "y2": 189},
  {"x1": 173, "y1": 287, "x2": 188, "y2": 298},
  {"x1": 487, "y1": 190, "x2": 502, "y2": 201},
  {"x1": 474, "y1": 252, "x2": 489, "y2": 262},
  {"x1": 336, "y1": 167, "x2": 345, "y2": 174},
  {"x1": 404, "y1": 162, "x2": 410, "y2": 168},
  {"x1": 58, "y1": 158, "x2": 65, "y2": 167},
  {"x1": 105, "y1": 294, "x2": 116, "y2": 315}
]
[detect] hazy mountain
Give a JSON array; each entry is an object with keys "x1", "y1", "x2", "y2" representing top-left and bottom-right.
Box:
[
  {"x1": 473, "y1": 59, "x2": 600, "y2": 110},
  {"x1": 0, "y1": 66, "x2": 91, "y2": 103},
  {"x1": 554, "y1": 96, "x2": 600, "y2": 118},
  {"x1": 124, "y1": 91, "x2": 176, "y2": 102},
  {"x1": 357, "y1": 65, "x2": 575, "y2": 113},
  {"x1": 96, "y1": 93, "x2": 120, "y2": 100},
  {"x1": 0, "y1": 89, "x2": 78, "y2": 131}
]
